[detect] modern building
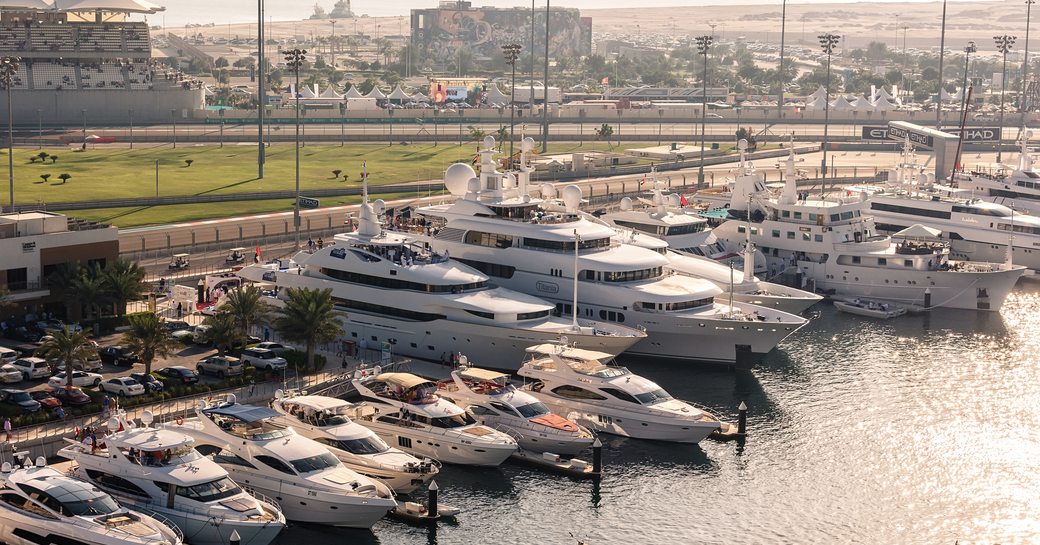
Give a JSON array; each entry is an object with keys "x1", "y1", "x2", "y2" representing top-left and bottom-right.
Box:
[
  {"x1": 0, "y1": 211, "x2": 118, "y2": 318},
  {"x1": 410, "y1": 1, "x2": 592, "y2": 70}
]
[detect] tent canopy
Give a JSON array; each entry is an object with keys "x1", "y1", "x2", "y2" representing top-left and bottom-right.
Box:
[
  {"x1": 365, "y1": 87, "x2": 387, "y2": 100},
  {"x1": 829, "y1": 96, "x2": 855, "y2": 111},
  {"x1": 387, "y1": 85, "x2": 411, "y2": 101},
  {"x1": 852, "y1": 95, "x2": 874, "y2": 110},
  {"x1": 805, "y1": 95, "x2": 829, "y2": 109},
  {"x1": 411, "y1": 91, "x2": 429, "y2": 102},
  {"x1": 344, "y1": 85, "x2": 364, "y2": 99},
  {"x1": 808, "y1": 85, "x2": 828, "y2": 101},
  {"x1": 54, "y1": 0, "x2": 164, "y2": 12},
  {"x1": 319, "y1": 86, "x2": 343, "y2": 99},
  {"x1": 0, "y1": 0, "x2": 53, "y2": 8},
  {"x1": 893, "y1": 223, "x2": 943, "y2": 239},
  {"x1": 873, "y1": 97, "x2": 898, "y2": 111}
]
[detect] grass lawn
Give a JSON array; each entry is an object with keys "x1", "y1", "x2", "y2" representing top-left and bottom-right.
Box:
[{"x1": 5, "y1": 141, "x2": 637, "y2": 206}]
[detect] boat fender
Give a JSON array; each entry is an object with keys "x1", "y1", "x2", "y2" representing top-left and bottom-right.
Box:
[{"x1": 175, "y1": 416, "x2": 183, "y2": 426}]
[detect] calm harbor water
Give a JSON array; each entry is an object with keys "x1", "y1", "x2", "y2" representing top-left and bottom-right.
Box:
[{"x1": 272, "y1": 284, "x2": 1040, "y2": 544}]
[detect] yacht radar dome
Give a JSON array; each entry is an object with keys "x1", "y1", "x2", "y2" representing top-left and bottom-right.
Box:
[
  {"x1": 620, "y1": 197, "x2": 633, "y2": 211},
  {"x1": 35, "y1": 457, "x2": 45, "y2": 468},
  {"x1": 483, "y1": 135, "x2": 496, "y2": 150},
  {"x1": 373, "y1": 199, "x2": 386, "y2": 214},
  {"x1": 541, "y1": 183, "x2": 557, "y2": 199},
  {"x1": 140, "y1": 410, "x2": 153, "y2": 425},
  {"x1": 107, "y1": 417, "x2": 120, "y2": 432},
  {"x1": 738, "y1": 139, "x2": 749, "y2": 151},
  {"x1": 522, "y1": 137, "x2": 535, "y2": 152},
  {"x1": 562, "y1": 185, "x2": 583, "y2": 211},
  {"x1": 668, "y1": 193, "x2": 681, "y2": 207},
  {"x1": 467, "y1": 177, "x2": 481, "y2": 193},
  {"x1": 445, "y1": 163, "x2": 477, "y2": 196}
]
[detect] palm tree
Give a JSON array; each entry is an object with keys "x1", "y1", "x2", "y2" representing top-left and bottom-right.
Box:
[
  {"x1": 72, "y1": 264, "x2": 108, "y2": 322},
  {"x1": 121, "y1": 312, "x2": 178, "y2": 375},
  {"x1": 35, "y1": 327, "x2": 97, "y2": 386},
  {"x1": 201, "y1": 313, "x2": 240, "y2": 356},
  {"x1": 223, "y1": 285, "x2": 272, "y2": 338},
  {"x1": 273, "y1": 287, "x2": 341, "y2": 373},
  {"x1": 102, "y1": 259, "x2": 146, "y2": 318},
  {"x1": 46, "y1": 262, "x2": 83, "y2": 318}
]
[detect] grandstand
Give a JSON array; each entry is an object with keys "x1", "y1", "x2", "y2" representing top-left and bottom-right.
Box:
[{"x1": 0, "y1": 0, "x2": 203, "y2": 125}]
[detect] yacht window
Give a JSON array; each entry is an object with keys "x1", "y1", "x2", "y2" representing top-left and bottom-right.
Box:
[
  {"x1": 517, "y1": 310, "x2": 550, "y2": 320},
  {"x1": 456, "y1": 258, "x2": 516, "y2": 279},
  {"x1": 830, "y1": 214, "x2": 840, "y2": 222},
  {"x1": 464, "y1": 231, "x2": 515, "y2": 249},
  {"x1": 194, "y1": 444, "x2": 221, "y2": 456},
  {"x1": 211, "y1": 449, "x2": 257, "y2": 469},
  {"x1": 155, "y1": 477, "x2": 243, "y2": 502},
  {"x1": 633, "y1": 388, "x2": 673, "y2": 404},
  {"x1": 468, "y1": 405, "x2": 498, "y2": 416},
  {"x1": 809, "y1": 214, "x2": 818, "y2": 221},
  {"x1": 737, "y1": 226, "x2": 746, "y2": 234},
  {"x1": 598, "y1": 267, "x2": 663, "y2": 283},
  {"x1": 514, "y1": 401, "x2": 550, "y2": 418},
  {"x1": 429, "y1": 413, "x2": 477, "y2": 428},
  {"x1": 904, "y1": 260, "x2": 913, "y2": 267},
  {"x1": 0, "y1": 493, "x2": 43, "y2": 517},
  {"x1": 320, "y1": 437, "x2": 389, "y2": 455},
  {"x1": 320, "y1": 267, "x2": 487, "y2": 293},
  {"x1": 851, "y1": 257, "x2": 860, "y2": 264},
  {"x1": 489, "y1": 401, "x2": 520, "y2": 417},
  {"x1": 869, "y1": 202, "x2": 951, "y2": 220},
  {"x1": 771, "y1": 230, "x2": 780, "y2": 238},
  {"x1": 664, "y1": 223, "x2": 705, "y2": 235},
  {"x1": 599, "y1": 387, "x2": 640, "y2": 404},
  {"x1": 802, "y1": 233, "x2": 811, "y2": 241},
  {"x1": 84, "y1": 470, "x2": 148, "y2": 497},
  {"x1": 289, "y1": 451, "x2": 340, "y2": 474},
  {"x1": 20, "y1": 484, "x2": 119, "y2": 517},
  {"x1": 814, "y1": 235, "x2": 823, "y2": 242},
  {"x1": 786, "y1": 232, "x2": 795, "y2": 239},
  {"x1": 781, "y1": 210, "x2": 790, "y2": 218},
  {"x1": 348, "y1": 249, "x2": 380, "y2": 262},
  {"x1": 878, "y1": 258, "x2": 887, "y2": 266},
  {"x1": 465, "y1": 309, "x2": 495, "y2": 320},
  {"x1": 524, "y1": 237, "x2": 611, "y2": 252},
  {"x1": 840, "y1": 211, "x2": 854, "y2": 220},
  {"x1": 794, "y1": 212, "x2": 802, "y2": 219},
  {"x1": 254, "y1": 455, "x2": 295, "y2": 475},
  {"x1": 551, "y1": 385, "x2": 607, "y2": 401}
]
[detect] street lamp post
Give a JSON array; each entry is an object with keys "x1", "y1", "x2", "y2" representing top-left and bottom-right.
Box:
[
  {"x1": 959, "y1": 42, "x2": 977, "y2": 124},
  {"x1": 284, "y1": 47, "x2": 307, "y2": 250},
  {"x1": 128, "y1": 108, "x2": 134, "y2": 149},
  {"x1": 502, "y1": 43, "x2": 522, "y2": 162},
  {"x1": 258, "y1": 0, "x2": 265, "y2": 179},
  {"x1": 458, "y1": 109, "x2": 464, "y2": 146},
  {"x1": 819, "y1": 33, "x2": 840, "y2": 186},
  {"x1": 937, "y1": 0, "x2": 948, "y2": 128},
  {"x1": 541, "y1": 0, "x2": 550, "y2": 153},
  {"x1": 219, "y1": 109, "x2": 225, "y2": 148},
  {"x1": 0, "y1": 56, "x2": 19, "y2": 213},
  {"x1": 995, "y1": 35, "x2": 1017, "y2": 164},
  {"x1": 1023, "y1": 0, "x2": 1036, "y2": 114},
  {"x1": 695, "y1": 35, "x2": 713, "y2": 187},
  {"x1": 778, "y1": 0, "x2": 787, "y2": 119},
  {"x1": 36, "y1": 108, "x2": 41, "y2": 150},
  {"x1": 81, "y1": 108, "x2": 87, "y2": 144},
  {"x1": 388, "y1": 108, "x2": 394, "y2": 146},
  {"x1": 330, "y1": 19, "x2": 337, "y2": 69}
]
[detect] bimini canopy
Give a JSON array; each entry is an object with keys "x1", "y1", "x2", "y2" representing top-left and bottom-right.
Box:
[
  {"x1": 893, "y1": 223, "x2": 942, "y2": 239},
  {"x1": 54, "y1": 0, "x2": 164, "y2": 12},
  {"x1": 202, "y1": 404, "x2": 279, "y2": 423},
  {"x1": 376, "y1": 372, "x2": 431, "y2": 389}
]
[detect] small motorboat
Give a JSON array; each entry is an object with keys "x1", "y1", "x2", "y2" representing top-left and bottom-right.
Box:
[
  {"x1": 833, "y1": 298, "x2": 907, "y2": 319},
  {"x1": 390, "y1": 500, "x2": 460, "y2": 524}
]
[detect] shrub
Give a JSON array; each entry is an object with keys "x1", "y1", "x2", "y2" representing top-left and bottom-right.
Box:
[
  {"x1": 37, "y1": 152, "x2": 48, "y2": 161},
  {"x1": 40, "y1": 174, "x2": 50, "y2": 183},
  {"x1": 185, "y1": 159, "x2": 194, "y2": 167},
  {"x1": 50, "y1": 155, "x2": 57, "y2": 163}
]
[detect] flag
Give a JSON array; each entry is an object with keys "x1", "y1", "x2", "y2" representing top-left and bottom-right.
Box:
[
  {"x1": 640, "y1": 174, "x2": 646, "y2": 187},
  {"x1": 680, "y1": 195, "x2": 688, "y2": 207},
  {"x1": 255, "y1": 245, "x2": 261, "y2": 260},
  {"x1": 601, "y1": 76, "x2": 609, "y2": 84}
]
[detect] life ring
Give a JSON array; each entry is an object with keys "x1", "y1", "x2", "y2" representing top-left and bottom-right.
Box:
[{"x1": 175, "y1": 416, "x2": 183, "y2": 426}]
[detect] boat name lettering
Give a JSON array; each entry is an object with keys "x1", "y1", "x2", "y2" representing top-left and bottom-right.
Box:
[
  {"x1": 535, "y1": 281, "x2": 559, "y2": 294},
  {"x1": 576, "y1": 377, "x2": 592, "y2": 383}
]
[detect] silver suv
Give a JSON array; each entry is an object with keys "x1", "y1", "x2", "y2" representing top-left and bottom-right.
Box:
[
  {"x1": 196, "y1": 356, "x2": 244, "y2": 378},
  {"x1": 11, "y1": 357, "x2": 49, "y2": 381},
  {"x1": 239, "y1": 348, "x2": 288, "y2": 371}
]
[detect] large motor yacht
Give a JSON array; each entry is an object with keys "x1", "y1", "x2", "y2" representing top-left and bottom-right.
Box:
[
  {"x1": 436, "y1": 362, "x2": 595, "y2": 456},
  {"x1": 709, "y1": 141, "x2": 1026, "y2": 311},
  {"x1": 415, "y1": 136, "x2": 808, "y2": 368},
  {"x1": 164, "y1": 396, "x2": 397, "y2": 529},
  {"x1": 0, "y1": 459, "x2": 184, "y2": 545},
  {"x1": 350, "y1": 372, "x2": 518, "y2": 466},
  {"x1": 59, "y1": 411, "x2": 285, "y2": 545},
  {"x1": 516, "y1": 343, "x2": 723, "y2": 443},
  {"x1": 236, "y1": 176, "x2": 644, "y2": 370},
  {"x1": 857, "y1": 137, "x2": 1040, "y2": 272},
  {"x1": 951, "y1": 132, "x2": 1040, "y2": 216},
  {"x1": 269, "y1": 392, "x2": 439, "y2": 494}
]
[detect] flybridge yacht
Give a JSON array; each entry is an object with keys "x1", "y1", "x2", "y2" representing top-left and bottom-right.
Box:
[
  {"x1": 165, "y1": 396, "x2": 397, "y2": 529},
  {"x1": 710, "y1": 141, "x2": 1026, "y2": 311},
  {"x1": 269, "y1": 392, "x2": 439, "y2": 494},
  {"x1": 416, "y1": 136, "x2": 807, "y2": 367},
  {"x1": 236, "y1": 176, "x2": 643, "y2": 370},
  {"x1": 594, "y1": 173, "x2": 822, "y2": 314},
  {"x1": 437, "y1": 362, "x2": 595, "y2": 456},
  {"x1": 952, "y1": 131, "x2": 1040, "y2": 216},
  {"x1": 517, "y1": 343, "x2": 723, "y2": 443},
  {"x1": 860, "y1": 137, "x2": 1040, "y2": 272},
  {"x1": 59, "y1": 412, "x2": 285, "y2": 545},
  {"x1": 0, "y1": 459, "x2": 183, "y2": 545},
  {"x1": 351, "y1": 372, "x2": 518, "y2": 466}
]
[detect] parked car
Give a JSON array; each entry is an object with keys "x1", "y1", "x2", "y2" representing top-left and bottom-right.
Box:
[
  {"x1": 47, "y1": 370, "x2": 103, "y2": 389},
  {"x1": 0, "y1": 364, "x2": 22, "y2": 384},
  {"x1": 129, "y1": 372, "x2": 164, "y2": 393},
  {"x1": 36, "y1": 320, "x2": 83, "y2": 335},
  {"x1": 240, "y1": 348, "x2": 288, "y2": 371},
  {"x1": 98, "y1": 377, "x2": 146, "y2": 397},
  {"x1": 196, "y1": 356, "x2": 244, "y2": 378},
  {"x1": 52, "y1": 354, "x2": 103, "y2": 373},
  {"x1": 5, "y1": 327, "x2": 41, "y2": 343},
  {"x1": 0, "y1": 347, "x2": 17, "y2": 364},
  {"x1": 98, "y1": 346, "x2": 140, "y2": 366},
  {"x1": 156, "y1": 366, "x2": 199, "y2": 384},
  {"x1": 191, "y1": 325, "x2": 212, "y2": 345},
  {"x1": 11, "y1": 357, "x2": 50, "y2": 381},
  {"x1": 48, "y1": 385, "x2": 92, "y2": 406},
  {"x1": 30, "y1": 390, "x2": 61, "y2": 410},
  {"x1": 253, "y1": 342, "x2": 293, "y2": 354},
  {"x1": 0, "y1": 389, "x2": 41, "y2": 413}
]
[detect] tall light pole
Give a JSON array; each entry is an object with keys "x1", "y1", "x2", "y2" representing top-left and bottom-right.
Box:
[
  {"x1": 1023, "y1": 0, "x2": 1035, "y2": 113},
  {"x1": 540, "y1": 2, "x2": 551, "y2": 153},
  {"x1": 995, "y1": 35, "x2": 1017, "y2": 164},
  {"x1": 128, "y1": 108, "x2": 134, "y2": 149},
  {"x1": 0, "y1": 56, "x2": 19, "y2": 213},
  {"x1": 902, "y1": 25, "x2": 908, "y2": 100},
  {"x1": 696, "y1": 35, "x2": 712, "y2": 187},
  {"x1": 937, "y1": 0, "x2": 948, "y2": 128},
  {"x1": 819, "y1": 33, "x2": 840, "y2": 186},
  {"x1": 36, "y1": 108, "x2": 41, "y2": 150},
  {"x1": 777, "y1": 0, "x2": 787, "y2": 119},
  {"x1": 81, "y1": 108, "x2": 87, "y2": 143},
  {"x1": 285, "y1": 47, "x2": 307, "y2": 250},
  {"x1": 959, "y1": 41, "x2": 976, "y2": 122},
  {"x1": 502, "y1": 43, "x2": 521, "y2": 162},
  {"x1": 170, "y1": 109, "x2": 176, "y2": 148},
  {"x1": 258, "y1": 0, "x2": 265, "y2": 179},
  {"x1": 529, "y1": 0, "x2": 535, "y2": 113},
  {"x1": 330, "y1": 19, "x2": 337, "y2": 69}
]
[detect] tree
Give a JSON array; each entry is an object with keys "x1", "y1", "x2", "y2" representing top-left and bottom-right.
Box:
[
  {"x1": 102, "y1": 259, "x2": 146, "y2": 318},
  {"x1": 201, "y1": 313, "x2": 240, "y2": 356},
  {"x1": 273, "y1": 287, "x2": 341, "y2": 373},
  {"x1": 121, "y1": 312, "x2": 178, "y2": 375},
  {"x1": 49, "y1": 155, "x2": 57, "y2": 163},
  {"x1": 35, "y1": 327, "x2": 97, "y2": 385},
  {"x1": 595, "y1": 123, "x2": 614, "y2": 148},
  {"x1": 214, "y1": 57, "x2": 229, "y2": 68},
  {"x1": 222, "y1": 285, "x2": 271, "y2": 338},
  {"x1": 58, "y1": 173, "x2": 70, "y2": 183},
  {"x1": 332, "y1": 169, "x2": 342, "y2": 179},
  {"x1": 72, "y1": 264, "x2": 108, "y2": 322},
  {"x1": 468, "y1": 127, "x2": 486, "y2": 142},
  {"x1": 40, "y1": 174, "x2": 49, "y2": 183}
]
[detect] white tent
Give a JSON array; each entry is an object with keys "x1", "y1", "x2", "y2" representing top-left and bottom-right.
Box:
[
  {"x1": 319, "y1": 86, "x2": 343, "y2": 99},
  {"x1": 0, "y1": 0, "x2": 53, "y2": 8},
  {"x1": 344, "y1": 85, "x2": 364, "y2": 99},
  {"x1": 940, "y1": 88, "x2": 956, "y2": 101},
  {"x1": 873, "y1": 86, "x2": 895, "y2": 102},
  {"x1": 805, "y1": 95, "x2": 829, "y2": 109},
  {"x1": 893, "y1": 223, "x2": 942, "y2": 239},
  {"x1": 873, "y1": 97, "x2": 898, "y2": 111},
  {"x1": 387, "y1": 85, "x2": 411, "y2": 102},
  {"x1": 365, "y1": 87, "x2": 387, "y2": 100},
  {"x1": 949, "y1": 88, "x2": 966, "y2": 102},
  {"x1": 411, "y1": 91, "x2": 430, "y2": 103},
  {"x1": 852, "y1": 95, "x2": 875, "y2": 111},
  {"x1": 485, "y1": 83, "x2": 510, "y2": 106},
  {"x1": 808, "y1": 85, "x2": 828, "y2": 101},
  {"x1": 55, "y1": 0, "x2": 163, "y2": 12},
  {"x1": 829, "y1": 96, "x2": 855, "y2": 111},
  {"x1": 297, "y1": 84, "x2": 317, "y2": 99}
]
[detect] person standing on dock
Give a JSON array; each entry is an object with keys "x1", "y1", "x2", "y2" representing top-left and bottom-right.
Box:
[{"x1": 3, "y1": 418, "x2": 10, "y2": 443}]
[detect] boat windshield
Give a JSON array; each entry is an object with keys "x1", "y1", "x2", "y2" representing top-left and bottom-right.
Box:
[
  {"x1": 22, "y1": 482, "x2": 121, "y2": 517},
  {"x1": 514, "y1": 401, "x2": 550, "y2": 418},
  {"x1": 332, "y1": 436, "x2": 390, "y2": 455},
  {"x1": 289, "y1": 451, "x2": 341, "y2": 474},
  {"x1": 564, "y1": 358, "x2": 630, "y2": 379},
  {"x1": 634, "y1": 388, "x2": 673, "y2": 405},
  {"x1": 430, "y1": 413, "x2": 476, "y2": 428},
  {"x1": 157, "y1": 477, "x2": 242, "y2": 503}
]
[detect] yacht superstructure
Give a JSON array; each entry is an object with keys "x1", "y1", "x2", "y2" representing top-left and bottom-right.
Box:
[
  {"x1": 59, "y1": 412, "x2": 285, "y2": 545},
  {"x1": 416, "y1": 136, "x2": 808, "y2": 368},
  {"x1": 517, "y1": 343, "x2": 722, "y2": 443},
  {"x1": 269, "y1": 393, "x2": 439, "y2": 494},
  {"x1": 236, "y1": 176, "x2": 644, "y2": 370},
  {"x1": 952, "y1": 132, "x2": 1040, "y2": 216}
]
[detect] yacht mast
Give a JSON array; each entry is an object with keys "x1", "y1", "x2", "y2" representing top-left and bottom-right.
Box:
[
  {"x1": 572, "y1": 229, "x2": 580, "y2": 331},
  {"x1": 742, "y1": 193, "x2": 755, "y2": 283}
]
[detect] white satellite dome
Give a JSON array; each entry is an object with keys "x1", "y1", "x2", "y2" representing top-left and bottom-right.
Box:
[
  {"x1": 483, "y1": 135, "x2": 496, "y2": 150},
  {"x1": 503, "y1": 173, "x2": 516, "y2": 189},
  {"x1": 522, "y1": 137, "x2": 535, "y2": 152},
  {"x1": 620, "y1": 197, "x2": 633, "y2": 211},
  {"x1": 540, "y1": 183, "x2": 557, "y2": 198},
  {"x1": 562, "y1": 185, "x2": 582, "y2": 211},
  {"x1": 445, "y1": 163, "x2": 477, "y2": 196},
  {"x1": 467, "y1": 177, "x2": 481, "y2": 193},
  {"x1": 667, "y1": 193, "x2": 681, "y2": 207},
  {"x1": 373, "y1": 199, "x2": 386, "y2": 214}
]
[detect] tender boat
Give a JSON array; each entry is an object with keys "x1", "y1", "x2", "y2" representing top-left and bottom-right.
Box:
[
  {"x1": 59, "y1": 411, "x2": 285, "y2": 545},
  {"x1": 437, "y1": 363, "x2": 595, "y2": 456},
  {"x1": 833, "y1": 299, "x2": 907, "y2": 319},
  {"x1": 269, "y1": 392, "x2": 439, "y2": 494},
  {"x1": 517, "y1": 343, "x2": 723, "y2": 443},
  {"x1": 0, "y1": 458, "x2": 184, "y2": 545},
  {"x1": 351, "y1": 372, "x2": 518, "y2": 466},
  {"x1": 164, "y1": 395, "x2": 397, "y2": 529}
]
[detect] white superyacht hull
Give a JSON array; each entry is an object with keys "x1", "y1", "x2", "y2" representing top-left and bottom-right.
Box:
[
  {"x1": 869, "y1": 215, "x2": 1040, "y2": 272},
  {"x1": 531, "y1": 398, "x2": 718, "y2": 444},
  {"x1": 354, "y1": 413, "x2": 516, "y2": 466}
]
